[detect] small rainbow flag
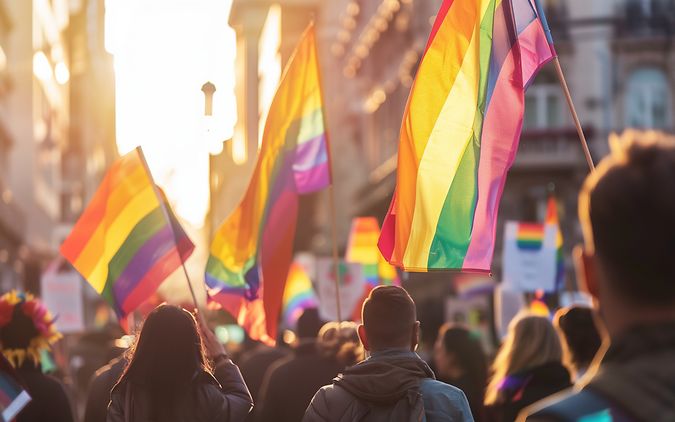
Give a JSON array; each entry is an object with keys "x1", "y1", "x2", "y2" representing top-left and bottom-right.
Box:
[
  {"x1": 545, "y1": 195, "x2": 565, "y2": 287},
  {"x1": 206, "y1": 24, "x2": 331, "y2": 344},
  {"x1": 379, "y1": 0, "x2": 556, "y2": 272},
  {"x1": 516, "y1": 223, "x2": 545, "y2": 251},
  {"x1": 281, "y1": 262, "x2": 318, "y2": 328},
  {"x1": 60, "y1": 147, "x2": 194, "y2": 319},
  {"x1": 0, "y1": 354, "x2": 30, "y2": 421},
  {"x1": 346, "y1": 217, "x2": 399, "y2": 287}
]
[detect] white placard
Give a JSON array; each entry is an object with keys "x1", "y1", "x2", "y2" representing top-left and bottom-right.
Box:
[
  {"x1": 502, "y1": 221, "x2": 558, "y2": 292},
  {"x1": 315, "y1": 258, "x2": 366, "y2": 322},
  {"x1": 40, "y1": 270, "x2": 85, "y2": 333}
]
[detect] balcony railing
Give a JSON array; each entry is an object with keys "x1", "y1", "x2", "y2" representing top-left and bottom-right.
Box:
[
  {"x1": 514, "y1": 127, "x2": 594, "y2": 169},
  {"x1": 616, "y1": 0, "x2": 675, "y2": 38}
]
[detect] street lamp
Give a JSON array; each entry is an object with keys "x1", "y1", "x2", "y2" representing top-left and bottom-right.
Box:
[{"x1": 201, "y1": 82, "x2": 224, "y2": 155}]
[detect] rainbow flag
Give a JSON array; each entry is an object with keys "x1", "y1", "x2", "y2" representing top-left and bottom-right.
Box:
[
  {"x1": 281, "y1": 262, "x2": 318, "y2": 328},
  {"x1": 378, "y1": 0, "x2": 555, "y2": 272},
  {"x1": 0, "y1": 355, "x2": 30, "y2": 421},
  {"x1": 206, "y1": 24, "x2": 330, "y2": 344},
  {"x1": 545, "y1": 195, "x2": 565, "y2": 287},
  {"x1": 346, "y1": 217, "x2": 399, "y2": 287},
  {"x1": 516, "y1": 223, "x2": 545, "y2": 251},
  {"x1": 60, "y1": 147, "x2": 194, "y2": 319}
]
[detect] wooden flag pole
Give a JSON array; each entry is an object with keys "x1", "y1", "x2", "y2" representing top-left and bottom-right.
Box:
[
  {"x1": 553, "y1": 58, "x2": 595, "y2": 172},
  {"x1": 310, "y1": 20, "x2": 343, "y2": 323},
  {"x1": 136, "y1": 146, "x2": 201, "y2": 311}
]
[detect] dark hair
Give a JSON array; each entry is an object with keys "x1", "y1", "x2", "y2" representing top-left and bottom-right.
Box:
[
  {"x1": 438, "y1": 324, "x2": 488, "y2": 384},
  {"x1": 581, "y1": 134, "x2": 675, "y2": 306},
  {"x1": 362, "y1": 286, "x2": 416, "y2": 350},
  {"x1": 554, "y1": 306, "x2": 601, "y2": 371},
  {"x1": 296, "y1": 308, "x2": 323, "y2": 340},
  {"x1": 117, "y1": 305, "x2": 210, "y2": 419}
]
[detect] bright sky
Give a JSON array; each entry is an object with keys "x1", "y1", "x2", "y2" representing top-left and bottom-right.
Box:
[{"x1": 105, "y1": 0, "x2": 236, "y2": 228}]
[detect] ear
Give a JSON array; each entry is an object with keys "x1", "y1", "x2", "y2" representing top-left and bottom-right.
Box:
[
  {"x1": 574, "y1": 245, "x2": 599, "y2": 300},
  {"x1": 357, "y1": 324, "x2": 370, "y2": 352},
  {"x1": 411, "y1": 321, "x2": 420, "y2": 352}
]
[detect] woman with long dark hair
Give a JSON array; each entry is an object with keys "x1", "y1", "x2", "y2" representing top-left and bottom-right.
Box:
[{"x1": 107, "y1": 305, "x2": 253, "y2": 422}]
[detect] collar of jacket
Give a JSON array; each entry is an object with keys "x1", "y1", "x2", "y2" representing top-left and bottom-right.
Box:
[{"x1": 603, "y1": 321, "x2": 675, "y2": 363}]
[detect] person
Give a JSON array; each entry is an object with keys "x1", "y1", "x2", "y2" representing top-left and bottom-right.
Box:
[
  {"x1": 304, "y1": 285, "x2": 474, "y2": 422},
  {"x1": 0, "y1": 291, "x2": 74, "y2": 422},
  {"x1": 552, "y1": 306, "x2": 601, "y2": 382},
  {"x1": 255, "y1": 308, "x2": 343, "y2": 422},
  {"x1": 107, "y1": 305, "x2": 253, "y2": 422},
  {"x1": 84, "y1": 355, "x2": 126, "y2": 422},
  {"x1": 522, "y1": 133, "x2": 675, "y2": 421},
  {"x1": 435, "y1": 323, "x2": 488, "y2": 422},
  {"x1": 483, "y1": 313, "x2": 571, "y2": 422},
  {"x1": 317, "y1": 321, "x2": 364, "y2": 368}
]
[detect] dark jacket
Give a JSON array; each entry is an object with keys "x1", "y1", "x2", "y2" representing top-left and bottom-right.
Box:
[
  {"x1": 107, "y1": 358, "x2": 253, "y2": 422},
  {"x1": 484, "y1": 362, "x2": 571, "y2": 422},
  {"x1": 238, "y1": 344, "x2": 289, "y2": 403},
  {"x1": 15, "y1": 362, "x2": 74, "y2": 422},
  {"x1": 85, "y1": 356, "x2": 126, "y2": 422},
  {"x1": 256, "y1": 341, "x2": 343, "y2": 422},
  {"x1": 303, "y1": 349, "x2": 474, "y2": 422},
  {"x1": 524, "y1": 323, "x2": 675, "y2": 422}
]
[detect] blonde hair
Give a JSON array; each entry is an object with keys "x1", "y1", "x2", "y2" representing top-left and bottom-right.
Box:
[
  {"x1": 484, "y1": 313, "x2": 563, "y2": 405},
  {"x1": 317, "y1": 321, "x2": 364, "y2": 366}
]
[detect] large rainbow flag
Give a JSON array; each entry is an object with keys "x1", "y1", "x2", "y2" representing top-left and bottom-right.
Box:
[
  {"x1": 206, "y1": 24, "x2": 330, "y2": 344},
  {"x1": 379, "y1": 0, "x2": 556, "y2": 272},
  {"x1": 60, "y1": 147, "x2": 194, "y2": 319}
]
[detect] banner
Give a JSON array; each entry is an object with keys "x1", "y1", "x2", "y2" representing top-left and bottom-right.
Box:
[
  {"x1": 40, "y1": 269, "x2": 84, "y2": 333},
  {"x1": 502, "y1": 221, "x2": 559, "y2": 292},
  {"x1": 315, "y1": 258, "x2": 366, "y2": 322}
]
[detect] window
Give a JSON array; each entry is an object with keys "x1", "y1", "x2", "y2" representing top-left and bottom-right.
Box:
[
  {"x1": 625, "y1": 68, "x2": 672, "y2": 129},
  {"x1": 524, "y1": 73, "x2": 563, "y2": 130}
]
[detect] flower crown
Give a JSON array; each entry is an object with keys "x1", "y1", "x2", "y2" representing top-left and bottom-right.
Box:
[{"x1": 0, "y1": 291, "x2": 62, "y2": 368}]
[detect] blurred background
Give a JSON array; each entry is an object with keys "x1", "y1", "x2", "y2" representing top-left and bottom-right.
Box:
[{"x1": 0, "y1": 0, "x2": 673, "y2": 417}]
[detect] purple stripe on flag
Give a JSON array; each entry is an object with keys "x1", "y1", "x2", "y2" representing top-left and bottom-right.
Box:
[
  {"x1": 112, "y1": 226, "x2": 176, "y2": 305},
  {"x1": 294, "y1": 133, "x2": 328, "y2": 171},
  {"x1": 295, "y1": 161, "x2": 331, "y2": 194}
]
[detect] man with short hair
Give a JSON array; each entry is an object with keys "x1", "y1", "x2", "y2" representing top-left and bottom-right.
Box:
[
  {"x1": 522, "y1": 132, "x2": 675, "y2": 421},
  {"x1": 303, "y1": 285, "x2": 473, "y2": 421}
]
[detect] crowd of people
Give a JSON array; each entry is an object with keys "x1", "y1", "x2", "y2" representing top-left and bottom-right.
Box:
[{"x1": 0, "y1": 135, "x2": 674, "y2": 421}]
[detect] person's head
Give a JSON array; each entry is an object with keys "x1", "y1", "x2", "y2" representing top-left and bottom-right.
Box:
[
  {"x1": 553, "y1": 306, "x2": 601, "y2": 377},
  {"x1": 577, "y1": 131, "x2": 675, "y2": 334},
  {"x1": 485, "y1": 313, "x2": 563, "y2": 405},
  {"x1": 317, "y1": 321, "x2": 363, "y2": 366},
  {"x1": 434, "y1": 324, "x2": 487, "y2": 385},
  {"x1": 119, "y1": 305, "x2": 209, "y2": 394},
  {"x1": 358, "y1": 285, "x2": 419, "y2": 352},
  {"x1": 296, "y1": 308, "x2": 323, "y2": 341}
]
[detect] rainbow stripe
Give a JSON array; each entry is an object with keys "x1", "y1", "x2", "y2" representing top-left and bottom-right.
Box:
[
  {"x1": 545, "y1": 195, "x2": 565, "y2": 287},
  {"x1": 206, "y1": 24, "x2": 330, "y2": 343},
  {"x1": 379, "y1": 0, "x2": 555, "y2": 272},
  {"x1": 60, "y1": 148, "x2": 194, "y2": 318},
  {"x1": 346, "y1": 217, "x2": 399, "y2": 287},
  {"x1": 282, "y1": 263, "x2": 318, "y2": 328},
  {"x1": 516, "y1": 223, "x2": 545, "y2": 251}
]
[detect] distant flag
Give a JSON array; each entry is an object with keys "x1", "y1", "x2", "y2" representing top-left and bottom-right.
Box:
[
  {"x1": 545, "y1": 195, "x2": 565, "y2": 287},
  {"x1": 205, "y1": 23, "x2": 331, "y2": 345},
  {"x1": 345, "y1": 217, "x2": 400, "y2": 287},
  {"x1": 281, "y1": 262, "x2": 318, "y2": 328},
  {"x1": 0, "y1": 355, "x2": 30, "y2": 422},
  {"x1": 60, "y1": 147, "x2": 195, "y2": 322},
  {"x1": 455, "y1": 274, "x2": 496, "y2": 298},
  {"x1": 379, "y1": 0, "x2": 556, "y2": 272},
  {"x1": 529, "y1": 290, "x2": 551, "y2": 317}
]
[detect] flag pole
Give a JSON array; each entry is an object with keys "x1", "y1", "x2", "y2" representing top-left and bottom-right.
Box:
[
  {"x1": 553, "y1": 57, "x2": 595, "y2": 172},
  {"x1": 310, "y1": 21, "x2": 342, "y2": 323},
  {"x1": 135, "y1": 146, "x2": 201, "y2": 311},
  {"x1": 533, "y1": 0, "x2": 594, "y2": 172}
]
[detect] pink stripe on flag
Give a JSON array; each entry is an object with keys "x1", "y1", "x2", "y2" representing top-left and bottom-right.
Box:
[{"x1": 295, "y1": 161, "x2": 330, "y2": 194}]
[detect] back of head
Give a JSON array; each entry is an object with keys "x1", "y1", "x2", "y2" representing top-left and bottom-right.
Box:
[
  {"x1": 296, "y1": 308, "x2": 323, "y2": 340},
  {"x1": 121, "y1": 305, "x2": 207, "y2": 388},
  {"x1": 362, "y1": 285, "x2": 416, "y2": 351},
  {"x1": 580, "y1": 131, "x2": 675, "y2": 307},
  {"x1": 485, "y1": 313, "x2": 562, "y2": 404},
  {"x1": 438, "y1": 323, "x2": 487, "y2": 383},
  {"x1": 318, "y1": 321, "x2": 363, "y2": 366},
  {"x1": 554, "y1": 306, "x2": 601, "y2": 372}
]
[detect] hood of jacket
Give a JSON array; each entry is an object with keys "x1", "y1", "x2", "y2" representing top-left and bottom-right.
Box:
[
  {"x1": 587, "y1": 322, "x2": 675, "y2": 422},
  {"x1": 333, "y1": 349, "x2": 434, "y2": 405}
]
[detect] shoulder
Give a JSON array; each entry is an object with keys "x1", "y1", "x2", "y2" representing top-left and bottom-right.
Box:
[
  {"x1": 420, "y1": 379, "x2": 474, "y2": 422},
  {"x1": 304, "y1": 384, "x2": 360, "y2": 422},
  {"x1": 520, "y1": 388, "x2": 619, "y2": 422}
]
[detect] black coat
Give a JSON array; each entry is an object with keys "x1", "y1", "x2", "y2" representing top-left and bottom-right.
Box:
[
  {"x1": 84, "y1": 356, "x2": 126, "y2": 422},
  {"x1": 255, "y1": 342, "x2": 343, "y2": 422},
  {"x1": 484, "y1": 362, "x2": 571, "y2": 422},
  {"x1": 107, "y1": 358, "x2": 253, "y2": 422},
  {"x1": 16, "y1": 362, "x2": 74, "y2": 422}
]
